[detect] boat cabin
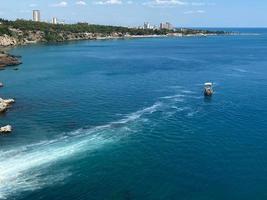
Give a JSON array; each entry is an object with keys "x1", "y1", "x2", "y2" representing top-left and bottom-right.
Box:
[{"x1": 204, "y1": 82, "x2": 213, "y2": 96}]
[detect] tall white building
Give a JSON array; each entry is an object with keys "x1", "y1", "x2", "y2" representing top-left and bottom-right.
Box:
[
  {"x1": 52, "y1": 17, "x2": 58, "y2": 24},
  {"x1": 144, "y1": 22, "x2": 150, "y2": 29},
  {"x1": 33, "y1": 10, "x2": 40, "y2": 22}
]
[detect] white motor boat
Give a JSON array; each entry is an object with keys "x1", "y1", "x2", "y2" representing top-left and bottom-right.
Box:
[{"x1": 204, "y1": 82, "x2": 213, "y2": 96}]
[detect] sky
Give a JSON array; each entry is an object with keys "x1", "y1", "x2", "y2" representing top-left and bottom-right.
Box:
[{"x1": 0, "y1": 0, "x2": 266, "y2": 27}]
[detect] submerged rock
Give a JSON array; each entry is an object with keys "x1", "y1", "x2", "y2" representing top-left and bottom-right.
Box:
[
  {"x1": 0, "y1": 125, "x2": 12, "y2": 133},
  {"x1": 0, "y1": 98, "x2": 15, "y2": 112}
]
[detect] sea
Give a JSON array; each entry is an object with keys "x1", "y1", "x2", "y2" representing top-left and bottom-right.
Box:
[{"x1": 0, "y1": 28, "x2": 267, "y2": 200}]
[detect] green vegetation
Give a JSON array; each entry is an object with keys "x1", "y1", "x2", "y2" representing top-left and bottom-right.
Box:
[
  {"x1": 0, "y1": 22, "x2": 12, "y2": 35},
  {"x1": 0, "y1": 19, "x2": 170, "y2": 36},
  {"x1": 0, "y1": 18, "x2": 226, "y2": 43}
]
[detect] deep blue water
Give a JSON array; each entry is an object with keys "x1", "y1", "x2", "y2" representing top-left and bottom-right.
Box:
[{"x1": 1, "y1": 29, "x2": 267, "y2": 200}]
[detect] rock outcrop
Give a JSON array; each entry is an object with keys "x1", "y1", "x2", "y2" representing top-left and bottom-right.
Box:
[
  {"x1": 0, "y1": 125, "x2": 12, "y2": 133},
  {"x1": 0, "y1": 52, "x2": 22, "y2": 68},
  {"x1": 0, "y1": 35, "x2": 17, "y2": 46},
  {"x1": 0, "y1": 98, "x2": 15, "y2": 112},
  {"x1": 0, "y1": 85, "x2": 15, "y2": 135}
]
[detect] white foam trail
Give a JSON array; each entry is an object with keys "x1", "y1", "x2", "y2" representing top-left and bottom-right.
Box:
[
  {"x1": 233, "y1": 68, "x2": 248, "y2": 73},
  {"x1": 0, "y1": 102, "x2": 162, "y2": 199},
  {"x1": 186, "y1": 109, "x2": 199, "y2": 117},
  {"x1": 168, "y1": 86, "x2": 183, "y2": 89},
  {"x1": 0, "y1": 133, "x2": 109, "y2": 199},
  {"x1": 160, "y1": 94, "x2": 185, "y2": 100},
  {"x1": 113, "y1": 102, "x2": 162, "y2": 125},
  {"x1": 181, "y1": 90, "x2": 195, "y2": 94},
  {"x1": 171, "y1": 106, "x2": 189, "y2": 112}
]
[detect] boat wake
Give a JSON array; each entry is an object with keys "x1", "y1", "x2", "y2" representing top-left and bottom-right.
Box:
[
  {"x1": 0, "y1": 102, "x2": 162, "y2": 199},
  {"x1": 0, "y1": 89, "x2": 200, "y2": 199}
]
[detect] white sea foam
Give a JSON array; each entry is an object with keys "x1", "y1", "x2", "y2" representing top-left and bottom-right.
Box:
[
  {"x1": 113, "y1": 102, "x2": 162, "y2": 125},
  {"x1": 0, "y1": 134, "x2": 108, "y2": 199},
  {"x1": 168, "y1": 85, "x2": 183, "y2": 88},
  {"x1": 181, "y1": 90, "x2": 195, "y2": 94},
  {"x1": 171, "y1": 106, "x2": 189, "y2": 112},
  {"x1": 0, "y1": 91, "x2": 200, "y2": 199},
  {"x1": 186, "y1": 109, "x2": 199, "y2": 117},
  {"x1": 0, "y1": 102, "x2": 162, "y2": 199},
  {"x1": 233, "y1": 68, "x2": 248, "y2": 73},
  {"x1": 226, "y1": 73, "x2": 244, "y2": 77},
  {"x1": 160, "y1": 94, "x2": 185, "y2": 100}
]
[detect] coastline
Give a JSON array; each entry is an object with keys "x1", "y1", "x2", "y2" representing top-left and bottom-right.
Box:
[
  {"x1": 0, "y1": 32, "x2": 229, "y2": 47},
  {"x1": 0, "y1": 18, "x2": 231, "y2": 47},
  {"x1": 0, "y1": 51, "x2": 20, "y2": 134}
]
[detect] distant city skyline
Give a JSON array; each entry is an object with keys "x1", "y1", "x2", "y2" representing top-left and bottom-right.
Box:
[{"x1": 0, "y1": 0, "x2": 267, "y2": 27}]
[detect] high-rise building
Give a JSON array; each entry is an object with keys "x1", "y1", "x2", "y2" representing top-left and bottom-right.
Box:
[
  {"x1": 33, "y1": 10, "x2": 40, "y2": 22},
  {"x1": 52, "y1": 17, "x2": 58, "y2": 24},
  {"x1": 144, "y1": 22, "x2": 158, "y2": 30},
  {"x1": 144, "y1": 22, "x2": 150, "y2": 29},
  {"x1": 160, "y1": 23, "x2": 164, "y2": 30},
  {"x1": 166, "y1": 22, "x2": 172, "y2": 30},
  {"x1": 160, "y1": 22, "x2": 173, "y2": 30}
]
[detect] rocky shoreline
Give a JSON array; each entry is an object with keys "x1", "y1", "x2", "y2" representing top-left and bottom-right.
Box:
[
  {"x1": 0, "y1": 96, "x2": 15, "y2": 134},
  {"x1": 0, "y1": 32, "x2": 226, "y2": 47},
  {"x1": 0, "y1": 51, "x2": 20, "y2": 134}
]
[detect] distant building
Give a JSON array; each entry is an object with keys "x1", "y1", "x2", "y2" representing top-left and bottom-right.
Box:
[
  {"x1": 58, "y1": 20, "x2": 65, "y2": 25},
  {"x1": 151, "y1": 25, "x2": 158, "y2": 30},
  {"x1": 166, "y1": 22, "x2": 172, "y2": 30},
  {"x1": 143, "y1": 22, "x2": 158, "y2": 30},
  {"x1": 144, "y1": 22, "x2": 150, "y2": 29},
  {"x1": 52, "y1": 17, "x2": 57, "y2": 24},
  {"x1": 33, "y1": 10, "x2": 40, "y2": 22},
  {"x1": 160, "y1": 23, "x2": 164, "y2": 29},
  {"x1": 160, "y1": 22, "x2": 173, "y2": 30}
]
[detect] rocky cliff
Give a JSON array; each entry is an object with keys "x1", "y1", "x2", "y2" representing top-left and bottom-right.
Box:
[
  {"x1": 0, "y1": 35, "x2": 17, "y2": 46},
  {"x1": 0, "y1": 31, "x2": 101, "y2": 47}
]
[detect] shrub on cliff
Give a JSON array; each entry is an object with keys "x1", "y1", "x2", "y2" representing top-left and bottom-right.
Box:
[
  {"x1": 0, "y1": 25, "x2": 12, "y2": 36},
  {"x1": 44, "y1": 31, "x2": 64, "y2": 42}
]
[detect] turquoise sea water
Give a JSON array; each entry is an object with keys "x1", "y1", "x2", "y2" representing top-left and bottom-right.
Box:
[{"x1": 1, "y1": 29, "x2": 267, "y2": 200}]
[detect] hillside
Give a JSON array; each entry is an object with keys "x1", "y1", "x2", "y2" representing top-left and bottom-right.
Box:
[{"x1": 0, "y1": 19, "x2": 226, "y2": 46}]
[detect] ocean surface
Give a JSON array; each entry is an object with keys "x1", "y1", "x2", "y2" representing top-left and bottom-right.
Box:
[{"x1": 1, "y1": 28, "x2": 267, "y2": 200}]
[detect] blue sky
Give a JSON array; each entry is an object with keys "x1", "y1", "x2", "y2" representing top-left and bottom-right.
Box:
[{"x1": 0, "y1": 0, "x2": 266, "y2": 27}]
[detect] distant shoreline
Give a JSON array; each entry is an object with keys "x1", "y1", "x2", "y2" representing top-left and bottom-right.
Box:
[
  {"x1": 0, "y1": 19, "x2": 229, "y2": 47},
  {"x1": 93, "y1": 32, "x2": 228, "y2": 40},
  {"x1": 0, "y1": 32, "x2": 230, "y2": 47}
]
